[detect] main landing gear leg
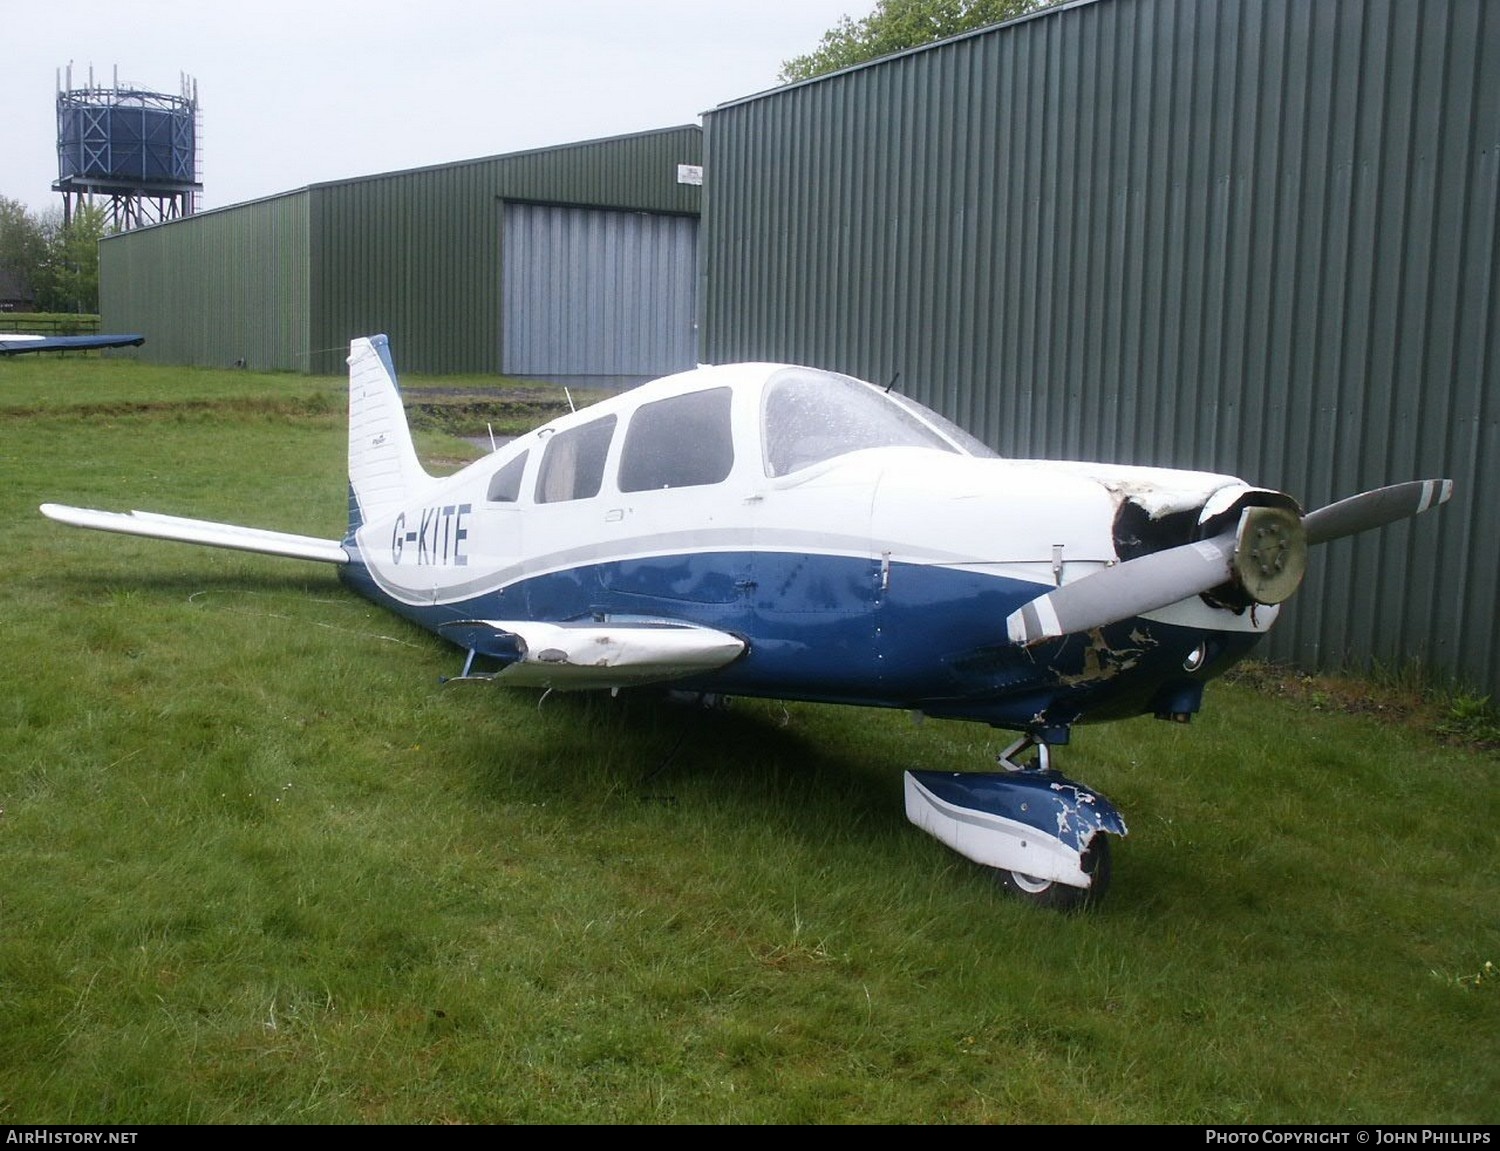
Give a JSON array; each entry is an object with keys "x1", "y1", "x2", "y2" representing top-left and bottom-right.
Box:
[{"x1": 996, "y1": 733, "x2": 1052, "y2": 773}]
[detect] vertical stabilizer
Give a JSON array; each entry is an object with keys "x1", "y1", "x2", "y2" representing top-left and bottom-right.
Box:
[{"x1": 346, "y1": 335, "x2": 435, "y2": 535}]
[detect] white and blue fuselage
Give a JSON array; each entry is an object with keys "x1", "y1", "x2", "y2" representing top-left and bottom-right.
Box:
[{"x1": 334, "y1": 344, "x2": 1279, "y2": 734}]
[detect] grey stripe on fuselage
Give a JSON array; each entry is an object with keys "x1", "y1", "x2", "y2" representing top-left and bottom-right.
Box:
[{"x1": 356, "y1": 523, "x2": 1081, "y2": 607}]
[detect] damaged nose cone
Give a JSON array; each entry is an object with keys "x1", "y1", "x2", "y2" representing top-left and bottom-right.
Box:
[
  {"x1": 1005, "y1": 492, "x2": 1314, "y2": 645},
  {"x1": 1231, "y1": 505, "x2": 1306, "y2": 604}
]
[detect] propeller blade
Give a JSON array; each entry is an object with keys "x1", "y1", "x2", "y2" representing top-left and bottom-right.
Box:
[
  {"x1": 1303, "y1": 479, "x2": 1452, "y2": 545},
  {"x1": 1007, "y1": 530, "x2": 1238, "y2": 645}
]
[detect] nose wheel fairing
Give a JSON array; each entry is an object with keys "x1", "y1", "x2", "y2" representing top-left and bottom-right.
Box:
[{"x1": 904, "y1": 766, "x2": 1128, "y2": 892}]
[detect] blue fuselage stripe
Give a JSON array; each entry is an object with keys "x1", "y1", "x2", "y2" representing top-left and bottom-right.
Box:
[{"x1": 339, "y1": 548, "x2": 1264, "y2": 729}]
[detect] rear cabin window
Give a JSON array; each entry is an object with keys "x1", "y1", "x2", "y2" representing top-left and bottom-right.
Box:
[
  {"x1": 486, "y1": 451, "x2": 529, "y2": 503},
  {"x1": 535, "y1": 415, "x2": 617, "y2": 503},
  {"x1": 618, "y1": 388, "x2": 734, "y2": 492}
]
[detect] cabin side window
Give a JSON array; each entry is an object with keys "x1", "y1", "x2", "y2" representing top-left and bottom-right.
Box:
[
  {"x1": 486, "y1": 451, "x2": 529, "y2": 503},
  {"x1": 618, "y1": 388, "x2": 734, "y2": 492},
  {"x1": 535, "y1": 415, "x2": 617, "y2": 503}
]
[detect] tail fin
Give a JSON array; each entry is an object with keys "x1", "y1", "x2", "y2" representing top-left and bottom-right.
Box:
[{"x1": 346, "y1": 335, "x2": 435, "y2": 536}]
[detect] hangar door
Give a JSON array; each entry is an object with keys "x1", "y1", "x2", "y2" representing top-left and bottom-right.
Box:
[{"x1": 502, "y1": 202, "x2": 698, "y2": 378}]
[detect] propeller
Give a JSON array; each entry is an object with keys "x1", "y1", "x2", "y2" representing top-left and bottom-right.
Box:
[
  {"x1": 1006, "y1": 479, "x2": 1452, "y2": 646},
  {"x1": 1302, "y1": 478, "x2": 1452, "y2": 545}
]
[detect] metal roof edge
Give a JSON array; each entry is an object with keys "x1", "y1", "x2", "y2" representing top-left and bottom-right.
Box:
[
  {"x1": 101, "y1": 124, "x2": 704, "y2": 236},
  {"x1": 302, "y1": 123, "x2": 703, "y2": 194},
  {"x1": 704, "y1": 0, "x2": 1101, "y2": 116}
]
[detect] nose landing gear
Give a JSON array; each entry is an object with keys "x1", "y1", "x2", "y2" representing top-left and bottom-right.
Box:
[{"x1": 903, "y1": 734, "x2": 1127, "y2": 910}]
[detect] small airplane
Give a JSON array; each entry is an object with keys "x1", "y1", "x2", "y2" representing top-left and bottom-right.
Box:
[
  {"x1": 41, "y1": 336, "x2": 1452, "y2": 907},
  {"x1": 0, "y1": 332, "x2": 145, "y2": 355}
]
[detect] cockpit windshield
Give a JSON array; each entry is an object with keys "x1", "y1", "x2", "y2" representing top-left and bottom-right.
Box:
[{"x1": 761, "y1": 367, "x2": 997, "y2": 477}]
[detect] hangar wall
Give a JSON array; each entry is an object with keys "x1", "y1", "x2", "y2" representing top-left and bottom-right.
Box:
[
  {"x1": 101, "y1": 125, "x2": 702, "y2": 376},
  {"x1": 700, "y1": 0, "x2": 1500, "y2": 694},
  {"x1": 100, "y1": 192, "x2": 310, "y2": 369}
]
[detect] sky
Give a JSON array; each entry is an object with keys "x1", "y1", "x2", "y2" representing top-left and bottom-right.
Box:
[{"x1": 1, "y1": 0, "x2": 859, "y2": 217}]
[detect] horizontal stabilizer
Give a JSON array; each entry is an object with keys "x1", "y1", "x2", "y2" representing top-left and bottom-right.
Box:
[
  {"x1": 437, "y1": 617, "x2": 746, "y2": 690},
  {"x1": 40, "y1": 504, "x2": 347, "y2": 564}
]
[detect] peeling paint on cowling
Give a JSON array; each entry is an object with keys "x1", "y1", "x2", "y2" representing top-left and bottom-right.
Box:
[{"x1": 1052, "y1": 625, "x2": 1159, "y2": 688}]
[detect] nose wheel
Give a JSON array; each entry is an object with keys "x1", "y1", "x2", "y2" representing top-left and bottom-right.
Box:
[{"x1": 997, "y1": 833, "x2": 1112, "y2": 910}]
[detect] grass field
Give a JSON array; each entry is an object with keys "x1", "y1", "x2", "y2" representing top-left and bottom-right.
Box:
[{"x1": 1, "y1": 354, "x2": 1496, "y2": 1123}]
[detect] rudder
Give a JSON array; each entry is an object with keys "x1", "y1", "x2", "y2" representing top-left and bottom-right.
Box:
[{"x1": 346, "y1": 335, "x2": 435, "y2": 537}]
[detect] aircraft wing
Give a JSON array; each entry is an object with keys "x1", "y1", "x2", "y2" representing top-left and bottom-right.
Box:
[
  {"x1": 0, "y1": 333, "x2": 145, "y2": 355},
  {"x1": 437, "y1": 617, "x2": 746, "y2": 690},
  {"x1": 40, "y1": 504, "x2": 347, "y2": 564}
]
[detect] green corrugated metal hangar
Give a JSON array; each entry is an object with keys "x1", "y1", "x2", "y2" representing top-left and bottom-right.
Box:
[
  {"x1": 100, "y1": 125, "x2": 702, "y2": 377},
  {"x1": 698, "y1": 0, "x2": 1499, "y2": 698},
  {"x1": 99, "y1": 0, "x2": 1497, "y2": 696}
]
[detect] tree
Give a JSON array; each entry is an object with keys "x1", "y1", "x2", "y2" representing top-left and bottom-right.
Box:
[
  {"x1": 779, "y1": 0, "x2": 1050, "y2": 82},
  {"x1": 44, "y1": 202, "x2": 108, "y2": 314},
  {"x1": 0, "y1": 196, "x2": 108, "y2": 313},
  {"x1": 0, "y1": 196, "x2": 48, "y2": 307}
]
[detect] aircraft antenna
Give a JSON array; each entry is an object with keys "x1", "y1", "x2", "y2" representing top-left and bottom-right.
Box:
[
  {"x1": 885, "y1": 371, "x2": 901, "y2": 394},
  {"x1": 564, "y1": 387, "x2": 576, "y2": 413},
  {"x1": 487, "y1": 422, "x2": 496, "y2": 452}
]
